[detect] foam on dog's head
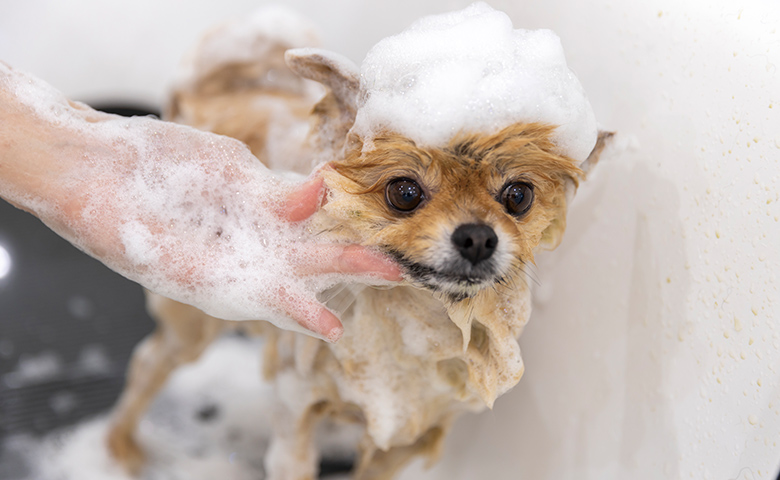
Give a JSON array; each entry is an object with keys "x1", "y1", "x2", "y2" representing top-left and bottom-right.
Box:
[{"x1": 351, "y1": 2, "x2": 597, "y2": 163}]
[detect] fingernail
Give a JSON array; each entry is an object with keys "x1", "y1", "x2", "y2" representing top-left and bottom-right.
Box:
[
  {"x1": 367, "y1": 252, "x2": 403, "y2": 281},
  {"x1": 382, "y1": 261, "x2": 403, "y2": 281},
  {"x1": 319, "y1": 310, "x2": 343, "y2": 343},
  {"x1": 326, "y1": 324, "x2": 344, "y2": 343},
  {"x1": 346, "y1": 246, "x2": 403, "y2": 281}
]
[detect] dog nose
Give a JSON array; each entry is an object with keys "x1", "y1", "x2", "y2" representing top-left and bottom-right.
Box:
[{"x1": 451, "y1": 224, "x2": 498, "y2": 265}]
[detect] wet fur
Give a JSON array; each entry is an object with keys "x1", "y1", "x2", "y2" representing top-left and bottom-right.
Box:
[
  {"x1": 107, "y1": 20, "x2": 603, "y2": 480},
  {"x1": 325, "y1": 124, "x2": 582, "y2": 300}
]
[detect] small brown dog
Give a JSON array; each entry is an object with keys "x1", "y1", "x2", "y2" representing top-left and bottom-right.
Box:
[{"x1": 107, "y1": 8, "x2": 611, "y2": 480}]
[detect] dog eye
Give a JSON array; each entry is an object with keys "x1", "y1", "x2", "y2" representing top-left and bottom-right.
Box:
[
  {"x1": 501, "y1": 182, "x2": 534, "y2": 217},
  {"x1": 386, "y1": 178, "x2": 424, "y2": 212}
]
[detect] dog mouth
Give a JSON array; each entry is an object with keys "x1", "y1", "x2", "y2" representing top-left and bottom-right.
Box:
[{"x1": 386, "y1": 250, "x2": 501, "y2": 302}]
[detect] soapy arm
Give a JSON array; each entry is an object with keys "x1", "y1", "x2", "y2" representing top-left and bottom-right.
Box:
[{"x1": 0, "y1": 62, "x2": 400, "y2": 342}]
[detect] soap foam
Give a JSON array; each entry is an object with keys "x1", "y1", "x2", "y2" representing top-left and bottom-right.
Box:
[
  {"x1": 175, "y1": 5, "x2": 322, "y2": 94},
  {"x1": 184, "y1": 6, "x2": 318, "y2": 74},
  {"x1": 1, "y1": 63, "x2": 390, "y2": 339},
  {"x1": 351, "y1": 2, "x2": 597, "y2": 162},
  {"x1": 97, "y1": 124, "x2": 357, "y2": 336}
]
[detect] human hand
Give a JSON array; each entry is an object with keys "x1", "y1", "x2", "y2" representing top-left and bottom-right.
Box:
[
  {"x1": 0, "y1": 62, "x2": 400, "y2": 342},
  {"x1": 262, "y1": 175, "x2": 402, "y2": 340}
]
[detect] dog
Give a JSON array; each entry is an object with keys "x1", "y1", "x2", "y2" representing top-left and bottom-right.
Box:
[{"x1": 106, "y1": 7, "x2": 611, "y2": 479}]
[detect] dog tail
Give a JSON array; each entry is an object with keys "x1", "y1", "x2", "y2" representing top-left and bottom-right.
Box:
[
  {"x1": 166, "y1": 6, "x2": 324, "y2": 170},
  {"x1": 169, "y1": 5, "x2": 321, "y2": 104}
]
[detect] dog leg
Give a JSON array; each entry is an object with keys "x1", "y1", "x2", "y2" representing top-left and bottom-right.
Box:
[
  {"x1": 264, "y1": 400, "x2": 328, "y2": 480},
  {"x1": 106, "y1": 298, "x2": 224, "y2": 474},
  {"x1": 354, "y1": 426, "x2": 446, "y2": 480}
]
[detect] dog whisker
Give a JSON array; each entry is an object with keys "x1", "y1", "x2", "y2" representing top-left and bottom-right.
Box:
[{"x1": 513, "y1": 258, "x2": 540, "y2": 287}]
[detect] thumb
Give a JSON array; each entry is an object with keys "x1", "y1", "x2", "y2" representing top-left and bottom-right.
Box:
[{"x1": 280, "y1": 176, "x2": 325, "y2": 223}]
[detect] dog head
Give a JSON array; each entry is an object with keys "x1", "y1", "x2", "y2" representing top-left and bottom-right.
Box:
[
  {"x1": 325, "y1": 124, "x2": 583, "y2": 303},
  {"x1": 287, "y1": 49, "x2": 610, "y2": 301},
  {"x1": 288, "y1": 38, "x2": 611, "y2": 404}
]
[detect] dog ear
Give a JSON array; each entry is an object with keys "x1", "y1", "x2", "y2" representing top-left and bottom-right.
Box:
[
  {"x1": 286, "y1": 48, "x2": 360, "y2": 156},
  {"x1": 539, "y1": 195, "x2": 569, "y2": 251},
  {"x1": 286, "y1": 48, "x2": 359, "y2": 123},
  {"x1": 541, "y1": 130, "x2": 615, "y2": 249},
  {"x1": 579, "y1": 130, "x2": 614, "y2": 174}
]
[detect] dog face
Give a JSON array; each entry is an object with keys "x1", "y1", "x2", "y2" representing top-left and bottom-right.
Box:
[{"x1": 324, "y1": 122, "x2": 582, "y2": 302}]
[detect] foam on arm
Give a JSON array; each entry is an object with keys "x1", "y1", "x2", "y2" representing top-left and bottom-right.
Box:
[{"x1": 0, "y1": 62, "x2": 374, "y2": 340}]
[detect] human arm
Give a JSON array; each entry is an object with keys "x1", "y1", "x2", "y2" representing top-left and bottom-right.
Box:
[{"x1": 0, "y1": 62, "x2": 400, "y2": 342}]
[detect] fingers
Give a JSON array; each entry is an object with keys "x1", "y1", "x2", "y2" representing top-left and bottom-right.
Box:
[
  {"x1": 280, "y1": 176, "x2": 325, "y2": 222},
  {"x1": 274, "y1": 286, "x2": 344, "y2": 342},
  {"x1": 273, "y1": 174, "x2": 400, "y2": 342},
  {"x1": 297, "y1": 244, "x2": 403, "y2": 281}
]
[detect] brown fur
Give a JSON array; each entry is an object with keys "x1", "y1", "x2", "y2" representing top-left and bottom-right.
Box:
[
  {"x1": 327, "y1": 123, "x2": 582, "y2": 258},
  {"x1": 107, "y1": 19, "x2": 607, "y2": 480},
  {"x1": 167, "y1": 44, "x2": 321, "y2": 171},
  {"x1": 314, "y1": 124, "x2": 582, "y2": 411}
]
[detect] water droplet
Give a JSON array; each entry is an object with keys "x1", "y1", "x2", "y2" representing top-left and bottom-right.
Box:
[
  {"x1": 483, "y1": 60, "x2": 504, "y2": 76},
  {"x1": 50, "y1": 390, "x2": 79, "y2": 416},
  {"x1": 67, "y1": 296, "x2": 95, "y2": 320},
  {"x1": 395, "y1": 74, "x2": 417, "y2": 94}
]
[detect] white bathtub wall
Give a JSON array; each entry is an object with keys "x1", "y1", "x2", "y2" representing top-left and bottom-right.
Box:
[
  {"x1": 1, "y1": 0, "x2": 779, "y2": 479},
  {"x1": 0, "y1": 0, "x2": 456, "y2": 106}
]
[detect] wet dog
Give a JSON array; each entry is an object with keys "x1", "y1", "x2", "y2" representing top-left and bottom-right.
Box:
[{"x1": 107, "y1": 9, "x2": 611, "y2": 480}]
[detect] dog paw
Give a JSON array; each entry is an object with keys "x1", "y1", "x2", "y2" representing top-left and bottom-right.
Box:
[{"x1": 106, "y1": 428, "x2": 146, "y2": 475}]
